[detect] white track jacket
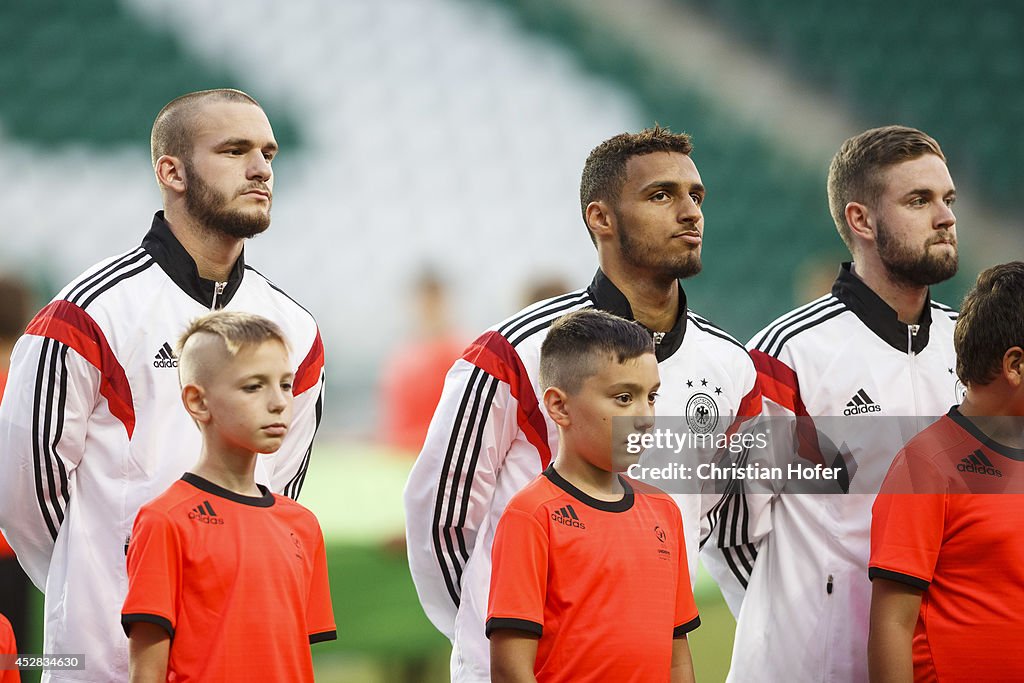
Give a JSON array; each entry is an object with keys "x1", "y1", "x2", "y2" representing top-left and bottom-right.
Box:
[
  {"x1": 0, "y1": 213, "x2": 325, "y2": 682},
  {"x1": 404, "y1": 270, "x2": 760, "y2": 682},
  {"x1": 712, "y1": 263, "x2": 958, "y2": 682}
]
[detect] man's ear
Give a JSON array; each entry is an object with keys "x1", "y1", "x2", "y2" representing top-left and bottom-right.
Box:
[
  {"x1": 584, "y1": 200, "x2": 614, "y2": 244},
  {"x1": 155, "y1": 155, "x2": 187, "y2": 195},
  {"x1": 543, "y1": 386, "x2": 571, "y2": 428},
  {"x1": 181, "y1": 383, "x2": 210, "y2": 424},
  {"x1": 844, "y1": 201, "x2": 876, "y2": 244}
]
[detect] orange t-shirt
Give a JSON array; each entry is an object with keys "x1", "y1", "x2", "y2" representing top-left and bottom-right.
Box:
[
  {"x1": 380, "y1": 336, "x2": 464, "y2": 453},
  {"x1": 0, "y1": 613, "x2": 20, "y2": 683},
  {"x1": 487, "y1": 467, "x2": 699, "y2": 683},
  {"x1": 122, "y1": 474, "x2": 336, "y2": 682},
  {"x1": 870, "y1": 408, "x2": 1024, "y2": 681}
]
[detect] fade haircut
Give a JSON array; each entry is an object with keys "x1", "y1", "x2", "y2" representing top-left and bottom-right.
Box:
[
  {"x1": 827, "y1": 125, "x2": 945, "y2": 249},
  {"x1": 151, "y1": 88, "x2": 262, "y2": 167},
  {"x1": 580, "y1": 124, "x2": 693, "y2": 244},
  {"x1": 540, "y1": 309, "x2": 654, "y2": 394},
  {"x1": 177, "y1": 311, "x2": 289, "y2": 387},
  {"x1": 955, "y1": 261, "x2": 1024, "y2": 387}
]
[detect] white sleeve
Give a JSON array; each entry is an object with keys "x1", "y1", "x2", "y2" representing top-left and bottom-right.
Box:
[
  {"x1": 265, "y1": 329, "x2": 324, "y2": 500},
  {"x1": 0, "y1": 332, "x2": 97, "y2": 589},
  {"x1": 403, "y1": 352, "x2": 520, "y2": 641}
]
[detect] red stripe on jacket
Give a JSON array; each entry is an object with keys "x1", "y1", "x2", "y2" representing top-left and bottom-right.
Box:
[
  {"x1": 749, "y1": 349, "x2": 826, "y2": 466},
  {"x1": 462, "y1": 331, "x2": 552, "y2": 469},
  {"x1": 26, "y1": 300, "x2": 136, "y2": 438},
  {"x1": 294, "y1": 328, "x2": 324, "y2": 396}
]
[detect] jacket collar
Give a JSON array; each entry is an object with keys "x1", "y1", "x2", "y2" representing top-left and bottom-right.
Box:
[
  {"x1": 141, "y1": 211, "x2": 245, "y2": 309},
  {"x1": 831, "y1": 262, "x2": 933, "y2": 353},
  {"x1": 586, "y1": 269, "x2": 687, "y2": 361}
]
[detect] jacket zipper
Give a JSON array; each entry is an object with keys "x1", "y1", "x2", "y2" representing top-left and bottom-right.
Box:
[
  {"x1": 211, "y1": 281, "x2": 226, "y2": 311},
  {"x1": 652, "y1": 332, "x2": 665, "y2": 346},
  {"x1": 908, "y1": 324, "x2": 920, "y2": 416}
]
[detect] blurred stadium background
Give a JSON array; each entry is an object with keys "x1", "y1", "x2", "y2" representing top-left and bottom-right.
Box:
[{"x1": 0, "y1": 0, "x2": 1020, "y2": 680}]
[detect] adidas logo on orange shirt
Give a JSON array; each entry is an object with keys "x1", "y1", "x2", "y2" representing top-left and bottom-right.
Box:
[
  {"x1": 188, "y1": 500, "x2": 224, "y2": 525},
  {"x1": 550, "y1": 505, "x2": 585, "y2": 530},
  {"x1": 956, "y1": 449, "x2": 1002, "y2": 478}
]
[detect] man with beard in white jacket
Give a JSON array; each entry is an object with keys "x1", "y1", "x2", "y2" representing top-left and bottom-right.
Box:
[
  {"x1": 0, "y1": 89, "x2": 324, "y2": 683},
  {"x1": 709, "y1": 125, "x2": 961, "y2": 682},
  {"x1": 404, "y1": 126, "x2": 760, "y2": 682}
]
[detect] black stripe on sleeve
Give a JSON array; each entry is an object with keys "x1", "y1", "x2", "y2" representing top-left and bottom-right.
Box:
[
  {"x1": 36, "y1": 337, "x2": 76, "y2": 539},
  {"x1": 753, "y1": 296, "x2": 837, "y2": 351},
  {"x1": 674, "y1": 615, "x2": 701, "y2": 638},
  {"x1": 687, "y1": 314, "x2": 746, "y2": 352},
  {"x1": 445, "y1": 373, "x2": 495, "y2": 576},
  {"x1": 309, "y1": 630, "x2": 338, "y2": 644},
  {"x1": 244, "y1": 265, "x2": 316, "y2": 317},
  {"x1": 756, "y1": 299, "x2": 844, "y2": 357},
  {"x1": 65, "y1": 248, "x2": 148, "y2": 305},
  {"x1": 78, "y1": 261, "x2": 156, "y2": 310},
  {"x1": 454, "y1": 376, "x2": 502, "y2": 562},
  {"x1": 498, "y1": 291, "x2": 590, "y2": 339},
  {"x1": 51, "y1": 345, "x2": 73, "y2": 509},
  {"x1": 486, "y1": 618, "x2": 543, "y2": 638},
  {"x1": 283, "y1": 381, "x2": 322, "y2": 500},
  {"x1": 431, "y1": 365, "x2": 486, "y2": 607},
  {"x1": 762, "y1": 306, "x2": 847, "y2": 358},
  {"x1": 31, "y1": 337, "x2": 61, "y2": 540},
  {"x1": 122, "y1": 614, "x2": 175, "y2": 639},
  {"x1": 868, "y1": 567, "x2": 929, "y2": 590},
  {"x1": 720, "y1": 548, "x2": 749, "y2": 590},
  {"x1": 430, "y1": 298, "x2": 589, "y2": 608}
]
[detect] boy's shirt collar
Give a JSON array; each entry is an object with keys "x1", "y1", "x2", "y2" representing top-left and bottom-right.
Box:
[
  {"x1": 181, "y1": 472, "x2": 275, "y2": 507},
  {"x1": 542, "y1": 464, "x2": 634, "y2": 513}
]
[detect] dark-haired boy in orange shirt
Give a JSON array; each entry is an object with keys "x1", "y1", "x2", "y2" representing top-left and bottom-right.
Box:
[
  {"x1": 486, "y1": 309, "x2": 698, "y2": 683},
  {"x1": 869, "y1": 262, "x2": 1024, "y2": 682}
]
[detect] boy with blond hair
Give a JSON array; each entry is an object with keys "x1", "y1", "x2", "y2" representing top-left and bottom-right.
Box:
[
  {"x1": 121, "y1": 312, "x2": 335, "y2": 682},
  {"x1": 486, "y1": 309, "x2": 698, "y2": 683}
]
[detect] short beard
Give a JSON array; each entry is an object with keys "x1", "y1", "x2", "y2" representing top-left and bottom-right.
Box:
[
  {"x1": 876, "y1": 219, "x2": 958, "y2": 287},
  {"x1": 616, "y1": 209, "x2": 702, "y2": 282},
  {"x1": 184, "y1": 160, "x2": 270, "y2": 240}
]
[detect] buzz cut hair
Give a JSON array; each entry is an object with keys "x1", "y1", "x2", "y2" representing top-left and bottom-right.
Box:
[
  {"x1": 177, "y1": 311, "x2": 289, "y2": 360},
  {"x1": 579, "y1": 124, "x2": 693, "y2": 244},
  {"x1": 827, "y1": 125, "x2": 945, "y2": 249},
  {"x1": 954, "y1": 261, "x2": 1024, "y2": 387},
  {"x1": 540, "y1": 309, "x2": 655, "y2": 394},
  {"x1": 151, "y1": 88, "x2": 262, "y2": 167}
]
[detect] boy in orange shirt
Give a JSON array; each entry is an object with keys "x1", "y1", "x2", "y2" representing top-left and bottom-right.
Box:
[
  {"x1": 122, "y1": 312, "x2": 335, "y2": 682},
  {"x1": 869, "y1": 262, "x2": 1024, "y2": 681},
  {"x1": 486, "y1": 309, "x2": 698, "y2": 683}
]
